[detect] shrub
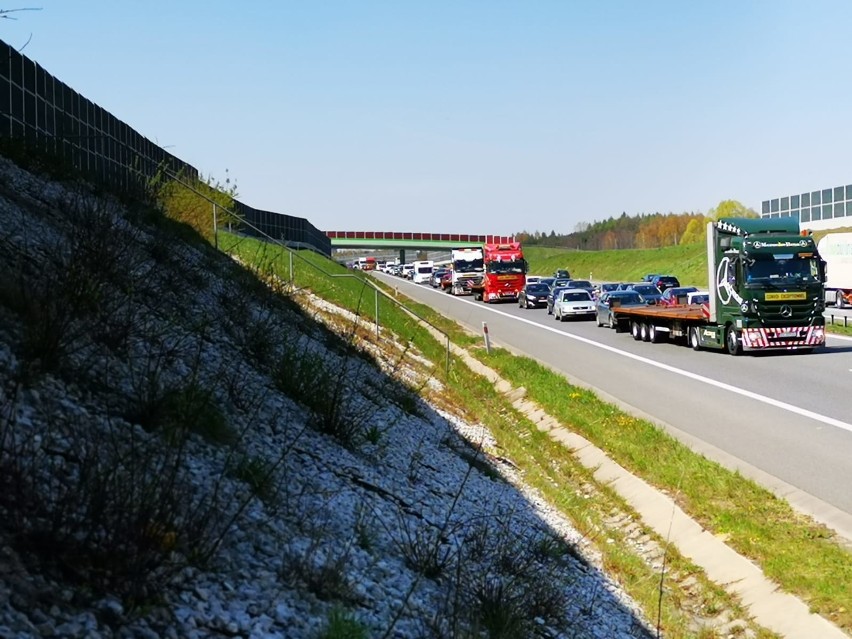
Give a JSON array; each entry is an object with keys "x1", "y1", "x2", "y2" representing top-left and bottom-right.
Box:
[{"x1": 318, "y1": 606, "x2": 368, "y2": 639}]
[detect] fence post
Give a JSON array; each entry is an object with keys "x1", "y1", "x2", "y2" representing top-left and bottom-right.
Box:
[
  {"x1": 289, "y1": 250, "x2": 294, "y2": 285},
  {"x1": 375, "y1": 288, "x2": 380, "y2": 339},
  {"x1": 482, "y1": 321, "x2": 491, "y2": 354},
  {"x1": 212, "y1": 202, "x2": 218, "y2": 250}
]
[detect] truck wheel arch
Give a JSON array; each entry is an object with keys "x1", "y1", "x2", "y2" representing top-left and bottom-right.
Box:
[{"x1": 725, "y1": 325, "x2": 743, "y2": 356}]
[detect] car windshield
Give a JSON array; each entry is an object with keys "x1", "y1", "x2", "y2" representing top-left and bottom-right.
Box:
[
  {"x1": 632, "y1": 284, "x2": 658, "y2": 295},
  {"x1": 527, "y1": 284, "x2": 550, "y2": 293},
  {"x1": 569, "y1": 280, "x2": 592, "y2": 288},
  {"x1": 562, "y1": 292, "x2": 591, "y2": 301},
  {"x1": 666, "y1": 287, "x2": 696, "y2": 297}
]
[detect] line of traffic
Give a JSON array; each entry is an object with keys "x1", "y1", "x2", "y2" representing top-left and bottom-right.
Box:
[{"x1": 407, "y1": 278, "x2": 852, "y2": 435}]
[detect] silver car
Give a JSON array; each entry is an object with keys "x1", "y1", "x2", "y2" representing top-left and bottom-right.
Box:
[{"x1": 553, "y1": 289, "x2": 595, "y2": 321}]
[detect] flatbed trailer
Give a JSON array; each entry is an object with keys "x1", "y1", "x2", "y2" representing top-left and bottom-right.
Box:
[{"x1": 611, "y1": 303, "x2": 709, "y2": 345}]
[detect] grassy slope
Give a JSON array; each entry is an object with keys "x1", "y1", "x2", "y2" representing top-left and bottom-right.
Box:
[{"x1": 526, "y1": 243, "x2": 709, "y2": 287}]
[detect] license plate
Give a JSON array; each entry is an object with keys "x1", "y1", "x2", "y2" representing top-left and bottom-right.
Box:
[{"x1": 777, "y1": 330, "x2": 798, "y2": 338}]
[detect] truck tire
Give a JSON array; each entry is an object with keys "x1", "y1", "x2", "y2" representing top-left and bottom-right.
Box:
[
  {"x1": 631, "y1": 321, "x2": 642, "y2": 341},
  {"x1": 725, "y1": 327, "x2": 742, "y2": 356},
  {"x1": 649, "y1": 324, "x2": 663, "y2": 343},
  {"x1": 640, "y1": 322, "x2": 651, "y2": 342},
  {"x1": 689, "y1": 326, "x2": 702, "y2": 351}
]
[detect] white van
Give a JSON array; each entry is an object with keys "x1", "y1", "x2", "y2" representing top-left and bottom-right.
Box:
[{"x1": 412, "y1": 260, "x2": 434, "y2": 284}]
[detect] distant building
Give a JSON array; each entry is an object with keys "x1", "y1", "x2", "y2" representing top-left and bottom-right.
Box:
[{"x1": 761, "y1": 183, "x2": 852, "y2": 231}]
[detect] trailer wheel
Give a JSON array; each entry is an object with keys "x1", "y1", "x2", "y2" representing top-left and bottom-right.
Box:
[
  {"x1": 689, "y1": 326, "x2": 702, "y2": 351},
  {"x1": 725, "y1": 327, "x2": 742, "y2": 356},
  {"x1": 631, "y1": 321, "x2": 642, "y2": 340},
  {"x1": 649, "y1": 324, "x2": 663, "y2": 343}
]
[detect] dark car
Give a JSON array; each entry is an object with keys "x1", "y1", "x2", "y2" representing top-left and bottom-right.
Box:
[
  {"x1": 519, "y1": 282, "x2": 552, "y2": 309},
  {"x1": 625, "y1": 283, "x2": 663, "y2": 304},
  {"x1": 642, "y1": 273, "x2": 661, "y2": 283},
  {"x1": 552, "y1": 278, "x2": 572, "y2": 289},
  {"x1": 658, "y1": 286, "x2": 698, "y2": 306},
  {"x1": 539, "y1": 277, "x2": 556, "y2": 290},
  {"x1": 430, "y1": 268, "x2": 449, "y2": 288},
  {"x1": 652, "y1": 275, "x2": 680, "y2": 292},
  {"x1": 595, "y1": 291, "x2": 645, "y2": 329},
  {"x1": 553, "y1": 269, "x2": 571, "y2": 279},
  {"x1": 566, "y1": 279, "x2": 595, "y2": 297}
]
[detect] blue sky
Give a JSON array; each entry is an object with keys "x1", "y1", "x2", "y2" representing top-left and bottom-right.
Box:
[{"x1": 3, "y1": 1, "x2": 852, "y2": 236}]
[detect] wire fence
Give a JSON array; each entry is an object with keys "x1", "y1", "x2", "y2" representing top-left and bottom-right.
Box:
[
  {"x1": 0, "y1": 38, "x2": 330, "y2": 256},
  {"x1": 164, "y1": 171, "x2": 452, "y2": 377}
]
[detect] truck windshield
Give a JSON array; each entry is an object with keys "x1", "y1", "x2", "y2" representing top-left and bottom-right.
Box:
[
  {"x1": 487, "y1": 260, "x2": 526, "y2": 275},
  {"x1": 454, "y1": 258, "x2": 484, "y2": 272},
  {"x1": 746, "y1": 257, "x2": 820, "y2": 284}
]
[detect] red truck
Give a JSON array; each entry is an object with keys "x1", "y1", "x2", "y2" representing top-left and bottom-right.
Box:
[{"x1": 470, "y1": 241, "x2": 528, "y2": 303}]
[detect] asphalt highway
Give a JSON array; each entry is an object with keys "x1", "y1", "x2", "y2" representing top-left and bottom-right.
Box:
[{"x1": 377, "y1": 273, "x2": 852, "y2": 542}]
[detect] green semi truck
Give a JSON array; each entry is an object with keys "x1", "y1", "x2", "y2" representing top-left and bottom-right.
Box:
[{"x1": 611, "y1": 217, "x2": 827, "y2": 354}]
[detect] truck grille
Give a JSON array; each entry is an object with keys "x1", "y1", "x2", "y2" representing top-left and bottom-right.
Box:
[{"x1": 754, "y1": 299, "x2": 817, "y2": 326}]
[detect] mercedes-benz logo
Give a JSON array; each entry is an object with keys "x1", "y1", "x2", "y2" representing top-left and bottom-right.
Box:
[{"x1": 780, "y1": 305, "x2": 793, "y2": 318}]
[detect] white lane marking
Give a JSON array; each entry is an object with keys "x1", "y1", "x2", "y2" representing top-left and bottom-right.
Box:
[{"x1": 403, "y1": 279, "x2": 852, "y2": 435}]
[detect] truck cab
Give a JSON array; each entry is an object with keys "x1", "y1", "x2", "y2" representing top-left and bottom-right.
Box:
[{"x1": 703, "y1": 217, "x2": 826, "y2": 353}]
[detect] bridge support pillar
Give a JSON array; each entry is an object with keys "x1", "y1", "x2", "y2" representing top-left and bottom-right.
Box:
[{"x1": 399, "y1": 249, "x2": 406, "y2": 265}]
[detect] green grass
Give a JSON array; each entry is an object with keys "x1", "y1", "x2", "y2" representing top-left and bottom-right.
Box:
[
  {"x1": 222, "y1": 233, "x2": 851, "y2": 636},
  {"x1": 525, "y1": 243, "x2": 709, "y2": 287},
  {"x1": 469, "y1": 347, "x2": 851, "y2": 631}
]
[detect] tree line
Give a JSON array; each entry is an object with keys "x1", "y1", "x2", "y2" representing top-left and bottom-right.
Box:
[{"x1": 516, "y1": 200, "x2": 757, "y2": 250}]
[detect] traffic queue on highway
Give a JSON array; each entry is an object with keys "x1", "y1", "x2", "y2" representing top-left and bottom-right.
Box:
[
  {"x1": 383, "y1": 258, "x2": 699, "y2": 327},
  {"x1": 372, "y1": 218, "x2": 828, "y2": 355}
]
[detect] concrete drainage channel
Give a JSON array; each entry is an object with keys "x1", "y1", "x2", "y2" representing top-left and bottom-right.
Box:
[{"x1": 447, "y1": 339, "x2": 847, "y2": 639}]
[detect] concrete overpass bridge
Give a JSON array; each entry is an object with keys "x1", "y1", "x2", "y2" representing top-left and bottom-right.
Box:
[{"x1": 326, "y1": 231, "x2": 515, "y2": 263}]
